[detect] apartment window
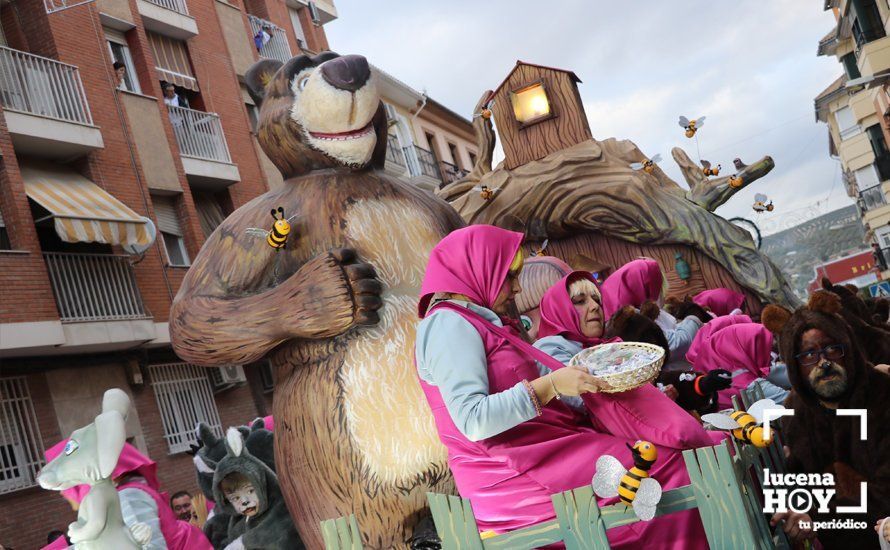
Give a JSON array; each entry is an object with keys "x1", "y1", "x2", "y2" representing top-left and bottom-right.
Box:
[
  {"x1": 855, "y1": 164, "x2": 881, "y2": 190},
  {"x1": 876, "y1": 226, "x2": 890, "y2": 248},
  {"x1": 835, "y1": 106, "x2": 861, "y2": 139},
  {"x1": 259, "y1": 361, "x2": 275, "y2": 393},
  {"x1": 149, "y1": 363, "x2": 223, "y2": 454},
  {"x1": 106, "y1": 30, "x2": 141, "y2": 93},
  {"x1": 841, "y1": 53, "x2": 862, "y2": 80},
  {"x1": 246, "y1": 102, "x2": 259, "y2": 132},
  {"x1": 447, "y1": 142, "x2": 460, "y2": 169},
  {"x1": 867, "y1": 124, "x2": 889, "y2": 156},
  {"x1": 852, "y1": 0, "x2": 886, "y2": 48},
  {"x1": 0, "y1": 377, "x2": 46, "y2": 495},
  {"x1": 148, "y1": 32, "x2": 199, "y2": 92},
  {"x1": 0, "y1": 209, "x2": 10, "y2": 250},
  {"x1": 152, "y1": 195, "x2": 191, "y2": 266},
  {"x1": 468, "y1": 151, "x2": 477, "y2": 167},
  {"x1": 288, "y1": 7, "x2": 307, "y2": 50}
]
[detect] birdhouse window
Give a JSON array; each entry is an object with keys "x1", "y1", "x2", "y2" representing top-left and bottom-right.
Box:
[{"x1": 510, "y1": 80, "x2": 554, "y2": 127}]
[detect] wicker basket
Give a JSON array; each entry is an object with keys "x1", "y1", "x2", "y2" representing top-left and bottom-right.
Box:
[{"x1": 568, "y1": 342, "x2": 665, "y2": 393}]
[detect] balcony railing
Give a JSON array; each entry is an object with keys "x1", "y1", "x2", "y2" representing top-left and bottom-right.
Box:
[
  {"x1": 142, "y1": 0, "x2": 189, "y2": 15},
  {"x1": 0, "y1": 46, "x2": 93, "y2": 125},
  {"x1": 414, "y1": 146, "x2": 441, "y2": 180},
  {"x1": 44, "y1": 252, "x2": 149, "y2": 322},
  {"x1": 859, "y1": 185, "x2": 887, "y2": 211},
  {"x1": 385, "y1": 134, "x2": 406, "y2": 167},
  {"x1": 440, "y1": 161, "x2": 469, "y2": 185},
  {"x1": 168, "y1": 105, "x2": 232, "y2": 163},
  {"x1": 248, "y1": 15, "x2": 292, "y2": 64}
]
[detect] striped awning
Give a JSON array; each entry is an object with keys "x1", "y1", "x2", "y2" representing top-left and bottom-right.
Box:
[
  {"x1": 148, "y1": 32, "x2": 199, "y2": 92},
  {"x1": 20, "y1": 163, "x2": 152, "y2": 247}
]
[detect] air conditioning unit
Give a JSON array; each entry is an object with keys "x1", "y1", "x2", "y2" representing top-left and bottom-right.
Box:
[
  {"x1": 209, "y1": 365, "x2": 246, "y2": 392},
  {"x1": 308, "y1": 1, "x2": 321, "y2": 25}
]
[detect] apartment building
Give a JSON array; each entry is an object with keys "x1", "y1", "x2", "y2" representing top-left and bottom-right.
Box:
[
  {"x1": 377, "y1": 66, "x2": 478, "y2": 192},
  {"x1": 816, "y1": 0, "x2": 890, "y2": 279},
  {"x1": 0, "y1": 0, "x2": 334, "y2": 546}
]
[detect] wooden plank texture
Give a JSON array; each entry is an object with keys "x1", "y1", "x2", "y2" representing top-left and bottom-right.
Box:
[
  {"x1": 320, "y1": 514, "x2": 363, "y2": 550},
  {"x1": 551, "y1": 485, "x2": 610, "y2": 549},
  {"x1": 427, "y1": 493, "x2": 484, "y2": 550}
]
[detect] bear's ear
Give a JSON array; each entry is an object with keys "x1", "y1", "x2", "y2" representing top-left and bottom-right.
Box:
[
  {"x1": 245, "y1": 59, "x2": 284, "y2": 107},
  {"x1": 761, "y1": 304, "x2": 792, "y2": 335},
  {"x1": 821, "y1": 277, "x2": 833, "y2": 291},
  {"x1": 809, "y1": 290, "x2": 842, "y2": 315},
  {"x1": 639, "y1": 301, "x2": 660, "y2": 321}
]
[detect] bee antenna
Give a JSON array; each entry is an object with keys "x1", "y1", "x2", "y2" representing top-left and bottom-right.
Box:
[{"x1": 270, "y1": 209, "x2": 278, "y2": 219}]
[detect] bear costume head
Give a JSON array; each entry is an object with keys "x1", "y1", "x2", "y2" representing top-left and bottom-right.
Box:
[{"x1": 245, "y1": 52, "x2": 388, "y2": 178}]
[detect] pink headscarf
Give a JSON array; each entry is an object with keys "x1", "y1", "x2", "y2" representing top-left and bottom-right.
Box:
[
  {"x1": 45, "y1": 440, "x2": 159, "y2": 504},
  {"x1": 599, "y1": 259, "x2": 663, "y2": 318},
  {"x1": 419, "y1": 225, "x2": 524, "y2": 318},
  {"x1": 692, "y1": 322, "x2": 774, "y2": 409},
  {"x1": 693, "y1": 288, "x2": 746, "y2": 317},
  {"x1": 537, "y1": 271, "x2": 620, "y2": 347},
  {"x1": 685, "y1": 314, "x2": 752, "y2": 366}
]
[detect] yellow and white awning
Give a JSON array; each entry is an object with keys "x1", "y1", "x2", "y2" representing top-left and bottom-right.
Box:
[{"x1": 20, "y1": 163, "x2": 152, "y2": 247}]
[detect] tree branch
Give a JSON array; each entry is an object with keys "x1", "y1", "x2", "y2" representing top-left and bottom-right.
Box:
[
  {"x1": 439, "y1": 90, "x2": 495, "y2": 200},
  {"x1": 673, "y1": 147, "x2": 775, "y2": 212}
]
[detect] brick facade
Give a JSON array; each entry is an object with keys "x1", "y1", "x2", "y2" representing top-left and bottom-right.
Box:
[{"x1": 0, "y1": 0, "x2": 328, "y2": 546}]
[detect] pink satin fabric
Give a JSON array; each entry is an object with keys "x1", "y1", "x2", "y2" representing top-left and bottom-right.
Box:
[
  {"x1": 599, "y1": 259, "x2": 663, "y2": 318},
  {"x1": 687, "y1": 322, "x2": 773, "y2": 409},
  {"x1": 420, "y1": 303, "x2": 708, "y2": 548},
  {"x1": 42, "y1": 440, "x2": 211, "y2": 550},
  {"x1": 692, "y1": 288, "x2": 745, "y2": 317},
  {"x1": 537, "y1": 271, "x2": 619, "y2": 347},
  {"x1": 684, "y1": 314, "x2": 753, "y2": 366}
]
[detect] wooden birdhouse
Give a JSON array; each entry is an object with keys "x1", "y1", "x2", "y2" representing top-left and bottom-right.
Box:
[{"x1": 489, "y1": 61, "x2": 593, "y2": 170}]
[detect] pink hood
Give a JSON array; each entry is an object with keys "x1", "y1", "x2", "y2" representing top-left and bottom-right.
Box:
[
  {"x1": 693, "y1": 288, "x2": 746, "y2": 317},
  {"x1": 419, "y1": 225, "x2": 524, "y2": 318},
  {"x1": 600, "y1": 259, "x2": 663, "y2": 318},
  {"x1": 537, "y1": 271, "x2": 620, "y2": 347}
]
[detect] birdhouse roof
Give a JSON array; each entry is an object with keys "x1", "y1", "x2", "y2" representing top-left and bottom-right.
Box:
[{"x1": 489, "y1": 61, "x2": 582, "y2": 101}]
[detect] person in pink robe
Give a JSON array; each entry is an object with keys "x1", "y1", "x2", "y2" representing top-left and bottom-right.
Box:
[
  {"x1": 41, "y1": 441, "x2": 212, "y2": 550},
  {"x1": 599, "y1": 259, "x2": 663, "y2": 318},
  {"x1": 693, "y1": 288, "x2": 746, "y2": 317},
  {"x1": 415, "y1": 225, "x2": 711, "y2": 549}
]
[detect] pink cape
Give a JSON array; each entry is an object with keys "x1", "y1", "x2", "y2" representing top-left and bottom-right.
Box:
[
  {"x1": 417, "y1": 226, "x2": 711, "y2": 548},
  {"x1": 42, "y1": 440, "x2": 211, "y2": 550},
  {"x1": 693, "y1": 288, "x2": 745, "y2": 317},
  {"x1": 599, "y1": 259, "x2": 663, "y2": 318},
  {"x1": 686, "y1": 321, "x2": 773, "y2": 409}
]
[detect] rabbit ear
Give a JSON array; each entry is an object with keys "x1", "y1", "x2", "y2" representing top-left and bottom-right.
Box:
[
  {"x1": 95, "y1": 411, "x2": 126, "y2": 478},
  {"x1": 250, "y1": 418, "x2": 265, "y2": 432},
  {"x1": 102, "y1": 389, "x2": 130, "y2": 420},
  {"x1": 226, "y1": 427, "x2": 244, "y2": 457},
  {"x1": 197, "y1": 423, "x2": 217, "y2": 447}
]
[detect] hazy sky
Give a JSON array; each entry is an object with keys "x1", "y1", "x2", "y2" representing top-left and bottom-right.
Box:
[{"x1": 327, "y1": 1, "x2": 847, "y2": 235}]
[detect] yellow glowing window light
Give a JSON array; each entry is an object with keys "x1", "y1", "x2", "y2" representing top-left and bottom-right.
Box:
[{"x1": 510, "y1": 80, "x2": 552, "y2": 125}]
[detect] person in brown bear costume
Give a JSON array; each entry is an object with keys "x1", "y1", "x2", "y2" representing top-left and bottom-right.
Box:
[{"x1": 772, "y1": 290, "x2": 890, "y2": 548}]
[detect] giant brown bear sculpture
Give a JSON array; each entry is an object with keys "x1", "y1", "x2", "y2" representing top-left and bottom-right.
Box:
[{"x1": 170, "y1": 52, "x2": 462, "y2": 549}]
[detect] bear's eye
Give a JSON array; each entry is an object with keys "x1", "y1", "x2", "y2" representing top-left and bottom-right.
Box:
[{"x1": 297, "y1": 75, "x2": 310, "y2": 91}]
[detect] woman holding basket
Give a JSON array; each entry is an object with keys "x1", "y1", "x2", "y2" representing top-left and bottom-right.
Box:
[{"x1": 414, "y1": 225, "x2": 711, "y2": 548}]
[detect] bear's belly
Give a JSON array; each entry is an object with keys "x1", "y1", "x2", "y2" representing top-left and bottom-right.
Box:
[{"x1": 335, "y1": 198, "x2": 449, "y2": 485}]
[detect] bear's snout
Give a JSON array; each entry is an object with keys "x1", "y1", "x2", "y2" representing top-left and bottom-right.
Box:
[{"x1": 320, "y1": 55, "x2": 370, "y2": 93}]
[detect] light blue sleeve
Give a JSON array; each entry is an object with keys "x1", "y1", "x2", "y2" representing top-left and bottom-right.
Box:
[
  {"x1": 416, "y1": 310, "x2": 538, "y2": 442},
  {"x1": 664, "y1": 316, "x2": 702, "y2": 355},
  {"x1": 748, "y1": 378, "x2": 790, "y2": 404},
  {"x1": 533, "y1": 336, "x2": 586, "y2": 413},
  {"x1": 766, "y1": 361, "x2": 791, "y2": 390},
  {"x1": 118, "y1": 487, "x2": 167, "y2": 550}
]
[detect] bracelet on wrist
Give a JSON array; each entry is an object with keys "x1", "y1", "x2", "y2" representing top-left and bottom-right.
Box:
[
  {"x1": 548, "y1": 375, "x2": 562, "y2": 400},
  {"x1": 522, "y1": 379, "x2": 542, "y2": 416}
]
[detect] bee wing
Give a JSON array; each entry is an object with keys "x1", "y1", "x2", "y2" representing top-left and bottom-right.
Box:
[
  {"x1": 695, "y1": 116, "x2": 706, "y2": 127},
  {"x1": 491, "y1": 188, "x2": 502, "y2": 194},
  {"x1": 630, "y1": 162, "x2": 644, "y2": 170},
  {"x1": 592, "y1": 455, "x2": 625, "y2": 499},
  {"x1": 746, "y1": 398, "x2": 782, "y2": 424},
  {"x1": 632, "y1": 479, "x2": 662, "y2": 521},
  {"x1": 701, "y1": 413, "x2": 741, "y2": 430},
  {"x1": 472, "y1": 185, "x2": 483, "y2": 191},
  {"x1": 754, "y1": 193, "x2": 768, "y2": 202},
  {"x1": 678, "y1": 116, "x2": 690, "y2": 128},
  {"x1": 650, "y1": 154, "x2": 662, "y2": 163},
  {"x1": 285, "y1": 213, "x2": 301, "y2": 224},
  {"x1": 245, "y1": 228, "x2": 270, "y2": 237},
  {"x1": 701, "y1": 160, "x2": 711, "y2": 169},
  {"x1": 541, "y1": 239, "x2": 549, "y2": 250}
]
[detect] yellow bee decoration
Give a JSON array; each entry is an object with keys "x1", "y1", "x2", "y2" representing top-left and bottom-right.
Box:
[
  {"x1": 753, "y1": 193, "x2": 774, "y2": 213},
  {"x1": 701, "y1": 160, "x2": 721, "y2": 177},
  {"x1": 246, "y1": 207, "x2": 299, "y2": 251},
  {"x1": 679, "y1": 115, "x2": 705, "y2": 138},
  {"x1": 702, "y1": 398, "x2": 785, "y2": 448},
  {"x1": 630, "y1": 154, "x2": 662, "y2": 174},
  {"x1": 473, "y1": 108, "x2": 493, "y2": 120},
  {"x1": 593, "y1": 440, "x2": 663, "y2": 521},
  {"x1": 472, "y1": 185, "x2": 500, "y2": 201},
  {"x1": 729, "y1": 174, "x2": 744, "y2": 188},
  {"x1": 531, "y1": 239, "x2": 549, "y2": 257}
]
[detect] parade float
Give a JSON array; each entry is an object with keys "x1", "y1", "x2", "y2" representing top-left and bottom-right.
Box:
[{"x1": 167, "y1": 53, "x2": 802, "y2": 549}]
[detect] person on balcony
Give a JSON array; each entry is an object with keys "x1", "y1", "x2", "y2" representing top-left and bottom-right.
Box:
[
  {"x1": 254, "y1": 25, "x2": 272, "y2": 53},
  {"x1": 414, "y1": 225, "x2": 712, "y2": 548}
]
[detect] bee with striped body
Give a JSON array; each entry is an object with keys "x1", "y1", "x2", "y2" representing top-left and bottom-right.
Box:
[
  {"x1": 702, "y1": 398, "x2": 785, "y2": 448},
  {"x1": 630, "y1": 154, "x2": 662, "y2": 174},
  {"x1": 701, "y1": 160, "x2": 721, "y2": 177},
  {"x1": 679, "y1": 115, "x2": 705, "y2": 138},
  {"x1": 592, "y1": 440, "x2": 663, "y2": 521},
  {"x1": 246, "y1": 207, "x2": 299, "y2": 251}
]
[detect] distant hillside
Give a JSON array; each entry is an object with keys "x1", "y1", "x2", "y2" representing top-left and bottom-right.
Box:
[{"x1": 759, "y1": 205, "x2": 867, "y2": 299}]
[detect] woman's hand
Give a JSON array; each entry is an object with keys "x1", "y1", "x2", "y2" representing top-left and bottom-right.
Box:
[
  {"x1": 532, "y1": 366, "x2": 611, "y2": 404},
  {"x1": 770, "y1": 511, "x2": 815, "y2": 542}
]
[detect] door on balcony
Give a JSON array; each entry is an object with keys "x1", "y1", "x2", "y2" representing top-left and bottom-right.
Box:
[{"x1": 23, "y1": 65, "x2": 61, "y2": 119}]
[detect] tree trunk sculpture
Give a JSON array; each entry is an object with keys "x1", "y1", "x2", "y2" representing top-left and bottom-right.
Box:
[{"x1": 439, "y1": 92, "x2": 800, "y2": 309}]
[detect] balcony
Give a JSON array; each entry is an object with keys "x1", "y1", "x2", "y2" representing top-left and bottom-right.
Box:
[
  {"x1": 856, "y1": 35, "x2": 890, "y2": 77},
  {"x1": 0, "y1": 47, "x2": 103, "y2": 159},
  {"x1": 440, "y1": 160, "x2": 469, "y2": 185},
  {"x1": 44, "y1": 252, "x2": 149, "y2": 322},
  {"x1": 248, "y1": 15, "x2": 292, "y2": 64},
  {"x1": 384, "y1": 134, "x2": 407, "y2": 172},
  {"x1": 859, "y1": 184, "x2": 887, "y2": 211},
  {"x1": 414, "y1": 145, "x2": 441, "y2": 180},
  {"x1": 168, "y1": 105, "x2": 240, "y2": 188},
  {"x1": 137, "y1": 0, "x2": 198, "y2": 40}
]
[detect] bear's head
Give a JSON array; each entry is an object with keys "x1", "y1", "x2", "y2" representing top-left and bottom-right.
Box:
[{"x1": 246, "y1": 52, "x2": 387, "y2": 178}]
